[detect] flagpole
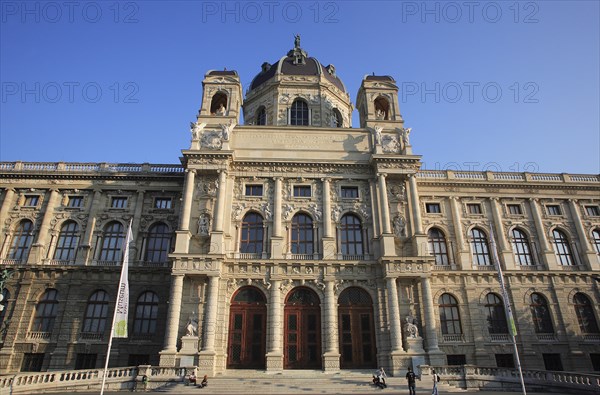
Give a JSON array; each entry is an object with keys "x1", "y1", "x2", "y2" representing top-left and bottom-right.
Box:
[
  {"x1": 100, "y1": 219, "x2": 133, "y2": 395},
  {"x1": 489, "y1": 227, "x2": 527, "y2": 395}
]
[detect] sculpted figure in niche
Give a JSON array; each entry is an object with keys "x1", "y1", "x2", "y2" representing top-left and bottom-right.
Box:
[
  {"x1": 401, "y1": 127, "x2": 412, "y2": 146},
  {"x1": 185, "y1": 312, "x2": 198, "y2": 336},
  {"x1": 404, "y1": 315, "x2": 419, "y2": 338},
  {"x1": 393, "y1": 215, "x2": 406, "y2": 238},
  {"x1": 198, "y1": 214, "x2": 210, "y2": 236},
  {"x1": 373, "y1": 126, "x2": 383, "y2": 145},
  {"x1": 215, "y1": 103, "x2": 226, "y2": 116}
]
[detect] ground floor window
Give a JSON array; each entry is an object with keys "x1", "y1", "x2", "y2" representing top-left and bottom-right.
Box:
[
  {"x1": 21, "y1": 353, "x2": 44, "y2": 372},
  {"x1": 128, "y1": 354, "x2": 150, "y2": 366},
  {"x1": 591, "y1": 354, "x2": 600, "y2": 371},
  {"x1": 447, "y1": 354, "x2": 467, "y2": 365},
  {"x1": 75, "y1": 353, "x2": 97, "y2": 370},
  {"x1": 542, "y1": 353, "x2": 563, "y2": 371},
  {"x1": 495, "y1": 353, "x2": 514, "y2": 368}
]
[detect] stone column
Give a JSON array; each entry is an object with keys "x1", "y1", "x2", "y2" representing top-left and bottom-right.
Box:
[
  {"x1": 323, "y1": 279, "x2": 340, "y2": 371},
  {"x1": 160, "y1": 274, "x2": 184, "y2": 367},
  {"x1": 271, "y1": 178, "x2": 284, "y2": 258},
  {"x1": 568, "y1": 199, "x2": 599, "y2": 270},
  {"x1": 199, "y1": 275, "x2": 220, "y2": 373},
  {"x1": 131, "y1": 190, "x2": 145, "y2": 260},
  {"x1": 175, "y1": 169, "x2": 195, "y2": 254},
  {"x1": 407, "y1": 175, "x2": 423, "y2": 235},
  {"x1": 322, "y1": 178, "x2": 335, "y2": 259},
  {"x1": 449, "y1": 197, "x2": 465, "y2": 248},
  {"x1": 0, "y1": 189, "x2": 15, "y2": 257},
  {"x1": 421, "y1": 277, "x2": 442, "y2": 357},
  {"x1": 213, "y1": 171, "x2": 227, "y2": 233},
  {"x1": 387, "y1": 277, "x2": 406, "y2": 376},
  {"x1": 79, "y1": 189, "x2": 102, "y2": 265},
  {"x1": 369, "y1": 180, "x2": 381, "y2": 237},
  {"x1": 489, "y1": 198, "x2": 514, "y2": 269},
  {"x1": 378, "y1": 174, "x2": 392, "y2": 234},
  {"x1": 266, "y1": 280, "x2": 283, "y2": 370},
  {"x1": 528, "y1": 198, "x2": 556, "y2": 269},
  {"x1": 28, "y1": 189, "x2": 59, "y2": 264}
]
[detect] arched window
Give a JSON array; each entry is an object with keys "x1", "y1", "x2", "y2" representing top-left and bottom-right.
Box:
[
  {"x1": 32, "y1": 289, "x2": 59, "y2": 333},
  {"x1": 340, "y1": 214, "x2": 363, "y2": 256},
  {"x1": 485, "y1": 293, "x2": 508, "y2": 334},
  {"x1": 471, "y1": 228, "x2": 491, "y2": 266},
  {"x1": 291, "y1": 213, "x2": 313, "y2": 255},
  {"x1": 54, "y1": 221, "x2": 79, "y2": 261},
  {"x1": 210, "y1": 92, "x2": 228, "y2": 115},
  {"x1": 7, "y1": 220, "x2": 34, "y2": 261},
  {"x1": 240, "y1": 213, "x2": 263, "y2": 254},
  {"x1": 290, "y1": 99, "x2": 309, "y2": 126},
  {"x1": 552, "y1": 229, "x2": 574, "y2": 265},
  {"x1": 99, "y1": 221, "x2": 124, "y2": 262},
  {"x1": 133, "y1": 291, "x2": 159, "y2": 335},
  {"x1": 256, "y1": 107, "x2": 266, "y2": 125},
  {"x1": 428, "y1": 228, "x2": 449, "y2": 265},
  {"x1": 530, "y1": 293, "x2": 554, "y2": 334},
  {"x1": 374, "y1": 97, "x2": 389, "y2": 120},
  {"x1": 439, "y1": 293, "x2": 462, "y2": 335},
  {"x1": 591, "y1": 229, "x2": 600, "y2": 254},
  {"x1": 331, "y1": 109, "x2": 343, "y2": 127},
  {"x1": 82, "y1": 290, "x2": 109, "y2": 333},
  {"x1": 512, "y1": 228, "x2": 534, "y2": 266},
  {"x1": 573, "y1": 293, "x2": 600, "y2": 334},
  {"x1": 144, "y1": 223, "x2": 171, "y2": 264},
  {"x1": 232, "y1": 287, "x2": 266, "y2": 304}
]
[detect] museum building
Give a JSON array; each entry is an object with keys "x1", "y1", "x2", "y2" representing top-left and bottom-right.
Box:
[{"x1": 0, "y1": 39, "x2": 599, "y2": 375}]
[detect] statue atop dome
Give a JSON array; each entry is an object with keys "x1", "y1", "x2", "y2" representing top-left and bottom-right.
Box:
[{"x1": 288, "y1": 34, "x2": 307, "y2": 65}]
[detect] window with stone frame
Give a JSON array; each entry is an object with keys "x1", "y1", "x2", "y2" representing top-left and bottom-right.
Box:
[
  {"x1": 439, "y1": 293, "x2": 462, "y2": 335},
  {"x1": 23, "y1": 195, "x2": 39, "y2": 207},
  {"x1": 110, "y1": 197, "x2": 128, "y2": 209},
  {"x1": 546, "y1": 204, "x2": 562, "y2": 216},
  {"x1": 485, "y1": 293, "x2": 509, "y2": 334},
  {"x1": 154, "y1": 197, "x2": 172, "y2": 209},
  {"x1": 53, "y1": 221, "x2": 79, "y2": 261},
  {"x1": 511, "y1": 228, "x2": 534, "y2": 266},
  {"x1": 291, "y1": 213, "x2": 314, "y2": 254},
  {"x1": 293, "y1": 185, "x2": 311, "y2": 197},
  {"x1": 507, "y1": 204, "x2": 523, "y2": 215},
  {"x1": 144, "y1": 222, "x2": 171, "y2": 263},
  {"x1": 340, "y1": 186, "x2": 359, "y2": 199},
  {"x1": 586, "y1": 205, "x2": 600, "y2": 217},
  {"x1": 7, "y1": 219, "x2": 34, "y2": 261},
  {"x1": 470, "y1": 228, "x2": 491, "y2": 266},
  {"x1": 425, "y1": 203, "x2": 441, "y2": 214},
  {"x1": 99, "y1": 221, "x2": 124, "y2": 262},
  {"x1": 530, "y1": 293, "x2": 554, "y2": 334},
  {"x1": 31, "y1": 289, "x2": 59, "y2": 333},
  {"x1": 428, "y1": 228, "x2": 449, "y2": 265},
  {"x1": 82, "y1": 290, "x2": 109, "y2": 334},
  {"x1": 256, "y1": 106, "x2": 266, "y2": 125},
  {"x1": 290, "y1": 99, "x2": 309, "y2": 126},
  {"x1": 240, "y1": 212, "x2": 264, "y2": 254},
  {"x1": 339, "y1": 213, "x2": 363, "y2": 255},
  {"x1": 573, "y1": 293, "x2": 600, "y2": 334},
  {"x1": 67, "y1": 196, "x2": 84, "y2": 208},
  {"x1": 133, "y1": 291, "x2": 159, "y2": 335},
  {"x1": 592, "y1": 229, "x2": 600, "y2": 254},
  {"x1": 467, "y1": 203, "x2": 482, "y2": 214},
  {"x1": 245, "y1": 184, "x2": 263, "y2": 197},
  {"x1": 552, "y1": 229, "x2": 575, "y2": 266}
]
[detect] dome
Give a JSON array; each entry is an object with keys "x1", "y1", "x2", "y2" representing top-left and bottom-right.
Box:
[{"x1": 249, "y1": 37, "x2": 346, "y2": 93}]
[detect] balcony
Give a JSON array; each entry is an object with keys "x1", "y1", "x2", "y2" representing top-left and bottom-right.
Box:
[
  {"x1": 92, "y1": 260, "x2": 120, "y2": 267},
  {"x1": 536, "y1": 333, "x2": 557, "y2": 342},
  {"x1": 79, "y1": 332, "x2": 104, "y2": 341},
  {"x1": 473, "y1": 265, "x2": 496, "y2": 271},
  {"x1": 0, "y1": 259, "x2": 23, "y2": 265},
  {"x1": 489, "y1": 334, "x2": 510, "y2": 342},
  {"x1": 442, "y1": 334, "x2": 465, "y2": 343},
  {"x1": 47, "y1": 259, "x2": 76, "y2": 266},
  {"x1": 583, "y1": 334, "x2": 600, "y2": 342},
  {"x1": 27, "y1": 331, "x2": 51, "y2": 340}
]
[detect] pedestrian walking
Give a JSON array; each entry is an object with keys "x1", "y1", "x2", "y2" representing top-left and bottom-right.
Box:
[
  {"x1": 431, "y1": 369, "x2": 439, "y2": 395},
  {"x1": 405, "y1": 367, "x2": 416, "y2": 395}
]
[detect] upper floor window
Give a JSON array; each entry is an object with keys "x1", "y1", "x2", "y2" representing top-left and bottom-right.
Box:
[
  {"x1": 340, "y1": 214, "x2": 363, "y2": 256},
  {"x1": 341, "y1": 186, "x2": 359, "y2": 199},
  {"x1": 428, "y1": 228, "x2": 449, "y2": 265},
  {"x1": 111, "y1": 197, "x2": 128, "y2": 209},
  {"x1": 586, "y1": 206, "x2": 600, "y2": 217},
  {"x1": 256, "y1": 107, "x2": 266, "y2": 125},
  {"x1": 426, "y1": 203, "x2": 441, "y2": 214},
  {"x1": 82, "y1": 290, "x2": 109, "y2": 334},
  {"x1": 507, "y1": 204, "x2": 522, "y2": 215},
  {"x1": 293, "y1": 185, "x2": 311, "y2": 197},
  {"x1": 573, "y1": 293, "x2": 600, "y2": 334},
  {"x1": 439, "y1": 293, "x2": 462, "y2": 335},
  {"x1": 133, "y1": 291, "x2": 159, "y2": 335},
  {"x1": 154, "y1": 197, "x2": 172, "y2": 209},
  {"x1": 331, "y1": 108, "x2": 343, "y2": 127},
  {"x1": 53, "y1": 221, "x2": 79, "y2": 261},
  {"x1": 7, "y1": 219, "x2": 34, "y2": 261},
  {"x1": 245, "y1": 184, "x2": 263, "y2": 197},
  {"x1": 546, "y1": 205, "x2": 562, "y2": 216},
  {"x1": 99, "y1": 221, "x2": 124, "y2": 262},
  {"x1": 467, "y1": 203, "x2": 482, "y2": 214},
  {"x1": 67, "y1": 196, "x2": 84, "y2": 208},
  {"x1": 530, "y1": 293, "x2": 554, "y2": 334},
  {"x1": 592, "y1": 229, "x2": 600, "y2": 254},
  {"x1": 552, "y1": 229, "x2": 574, "y2": 266},
  {"x1": 374, "y1": 97, "x2": 389, "y2": 120},
  {"x1": 290, "y1": 99, "x2": 309, "y2": 126},
  {"x1": 144, "y1": 222, "x2": 171, "y2": 263},
  {"x1": 470, "y1": 228, "x2": 491, "y2": 266},
  {"x1": 511, "y1": 228, "x2": 534, "y2": 266},
  {"x1": 291, "y1": 213, "x2": 313, "y2": 255},
  {"x1": 210, "y1": 92, "x2": 228, "y2": 115},
  {"x1": 32, "y1": 289, "x2": 59, "y2": 333},
  {"x1": 23, "y1": 195, "x2": 39, "y2": 207},
  {"x1": 485, "y1": 293, "x2": 509, "y2": 334},
  {"x1": 240, "y1": 212, "x2": 264, "y2": 254}
]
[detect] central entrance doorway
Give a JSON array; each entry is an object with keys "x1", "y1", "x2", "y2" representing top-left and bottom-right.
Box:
[
  {"x1": 227, "y1": 286, "x2": 267, "y2": 369},
  {"x1": 338, "y1": 287, "x2": 377, "y2": 369},
  {"x1": 284, "y1": 287, "x2": 322, "y2": 369}
]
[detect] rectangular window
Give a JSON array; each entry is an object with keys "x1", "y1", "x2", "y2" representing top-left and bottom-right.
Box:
[
  {"x1": 467, "y1": 203, "x2": 482, "y2": 214},
  {"x1": 23, "y1": 195, "x2": 39, "y2": 207},
  {"x1": 591, "y1": 354, "x2": 600, "y2": 372},
  {"x1": 447, "y1": 354, "x2": 467, "y2": 366},
  {"x1": 542, "y1": 353, "x2": 563, "y2": 371},
  {"x1": 245, "y1": 184, "x2": 263, "y2": 196},
  {"x1": 495, "y1": 354, "x2": 515, "y2": 368},
  {"x1": 340, "y1": 186, "x2": 359, "y2": 199},
  {"x1": 75, "y1": 353, "x2": 97, "y2": 370},
  {"x1": 154, "y1": 197, "x2": 172, "y2": 209},
  {"x1": 586, "y1": 206, "x2": 600, "y2": 217},
  {"x1": 67, "y1": 196, "x2": 83, "y2": 208},
  {"x1": 547, "y1": 205, "x2": 561, "y2": 216},
  {"x1": 293, "y1": 185, "x2": 311, "y2": 197},
  {"x1": 111, "y1": 197, "x2": 128, "y2": 208},
  {"x1": 507, "y1": 204, "x2": 522, "y2": 215},
  {"x1": 21, "y1": 353, "x2": 44, "y2": 372},
  {"x1": 426, "y1": 203, "x2": 441, "y2": 213},
  {"x1": 128, "y1": 354, "x2": 150, "y2": 366}
]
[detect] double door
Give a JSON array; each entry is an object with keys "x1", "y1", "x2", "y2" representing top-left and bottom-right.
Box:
[{"x1": 284, "y1": 306, "x2": 321, "y2": 369}]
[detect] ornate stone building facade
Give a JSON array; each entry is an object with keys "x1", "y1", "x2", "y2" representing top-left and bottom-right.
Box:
[{"x1": 1, "y1": 40, "x2": 599, "y2": 375}]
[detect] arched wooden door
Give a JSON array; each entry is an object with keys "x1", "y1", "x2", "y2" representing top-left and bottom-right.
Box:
[
  {"x1": 338, "y1": 287, "x2": 377, "y2": 369},
  {"x1": 227, "y1": 286, "x2": 267, "y2": 369},
  {"x1": 284, "y1": 287, "x2": 322, "y2": 369}
]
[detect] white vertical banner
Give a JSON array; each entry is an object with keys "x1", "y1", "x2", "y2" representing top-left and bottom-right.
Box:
[{"x1": 113, "y1": 221, "x2": 132, "y2": 338}]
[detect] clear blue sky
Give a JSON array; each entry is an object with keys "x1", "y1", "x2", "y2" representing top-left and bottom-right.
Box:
[{"x1": 1, "y1": 1, "x2": 599, "y2": 174}]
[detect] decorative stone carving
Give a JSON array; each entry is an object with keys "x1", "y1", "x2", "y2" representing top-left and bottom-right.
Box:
[
  {"x1": 200, "y1": 130, "x2": 223, "y2": 150},
  {"x1": 404, "y1": 315, "x2": 419, "y2": 338},
  {"x1": 198, "y1": 214, "x2": 210, "y2": 236},
  {"x1": 382, "y1": 135, "x2": 400, "y2": 153},
  {"x1": 308, "y1": 203, "x2": 322, "y2": 221},
  {"x1": 185, "y1": 312, "x2": 198, "y2": 336},
  {"x1": 220, "y1": 120, "x2": 236, "y2": 141},
  {"x1": 191, "y1": 122, "x2": 206, "y2": 140},
  {"x1": 393, "y1": 215, "x2": 406, "y2": 238}
]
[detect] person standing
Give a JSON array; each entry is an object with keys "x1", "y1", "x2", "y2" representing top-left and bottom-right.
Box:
[
  {"x1": 405, "y1": 367, "x2": 416, "y2": 395},
  {"x1": 431, "y1": 369, "x2": 439, "y2": 395}
]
